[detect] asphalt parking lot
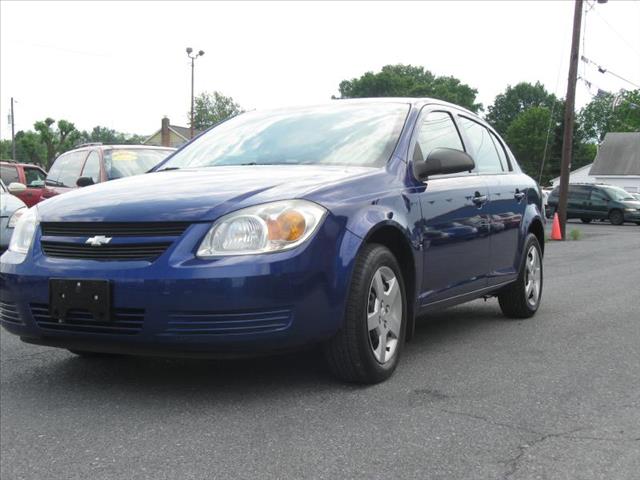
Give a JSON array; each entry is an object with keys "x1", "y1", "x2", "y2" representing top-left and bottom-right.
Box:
[{"x1": 1, "y1": 220, "x2": 638, "y2": 480}]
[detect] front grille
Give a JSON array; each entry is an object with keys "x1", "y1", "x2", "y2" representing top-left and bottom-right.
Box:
[
  {"x1": 41, "y1": 222, "x2": 190, "y2": 237},
  {"x1": 0, "y1": 300, "x2": 24, "y2": 325},
  {"x1": 41, "y1": 241, "x2": 171, "y2": 261},
  {"x1": 165, "y1": 309, "x2": 293, "y2": 335},
  {"x1": 31, "y1": 303, "x2": 144, "y2": 335}
]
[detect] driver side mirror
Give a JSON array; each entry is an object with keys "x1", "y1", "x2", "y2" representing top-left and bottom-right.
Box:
[
  {"x1": 413, "y1": 147, "x2": 475, "y2": 180},
  {"x1": 7, "y1": 182, "x2": 27, "y2": 194},
  {"x1": 76, "y1": 177, "x2": 95, "y2": 188}
]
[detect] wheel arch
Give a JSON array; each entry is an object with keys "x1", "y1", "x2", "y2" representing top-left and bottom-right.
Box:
[
  {"x1": 527, "y1": 217, "x2": 545, "y2": 256},
  {"x1": 359, "y1": 222, "x2": 419, "y2": 341}
]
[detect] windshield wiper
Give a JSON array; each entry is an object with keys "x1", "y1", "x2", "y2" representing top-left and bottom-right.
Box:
[{"x1": 154, "y1": 166, "x2": 181, "y2": 172}]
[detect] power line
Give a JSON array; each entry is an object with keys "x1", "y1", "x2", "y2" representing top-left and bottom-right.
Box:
[
  {"x1": 591, "y1": 6, "x2": 640, "y2": 57},
  {"x1": 580, "y1": 56, "x2": 640, "y2": 89}
]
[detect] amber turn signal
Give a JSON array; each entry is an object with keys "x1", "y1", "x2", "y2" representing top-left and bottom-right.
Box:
[{"x1": 268, "y1": 210, "x2": 306, "y2": 242}]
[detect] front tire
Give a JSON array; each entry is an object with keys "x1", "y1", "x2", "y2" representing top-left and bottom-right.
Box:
[
  {"x1": 609, "y1": 209, "x2": 624, "y2": 226},
  {"x1": 498, "y1": 234, "x2": 543, "y2": 319},
  {"x1": 324, "y1": 244, "x2": 406, "y2": 384}
]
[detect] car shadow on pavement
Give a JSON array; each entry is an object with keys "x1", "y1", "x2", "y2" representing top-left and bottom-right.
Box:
[{"x1": 11, "y1": 301, "x2": 507, "y2": 403}]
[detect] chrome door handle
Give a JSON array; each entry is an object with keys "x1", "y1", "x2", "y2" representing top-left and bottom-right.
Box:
[{"x1": 472, "y1": 194, "x2": 488, "y2": 206}]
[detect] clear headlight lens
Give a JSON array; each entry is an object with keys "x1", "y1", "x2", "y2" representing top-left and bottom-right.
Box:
[
  {"x1": 7, "y1": 207, "x2": 27, "y2": 228},
  {"x1": 8, "y1": 207, "x2": 38, "y2": 255},
  {"x1": 197, "y1": 200, "x2": 326, "y2": 257}
]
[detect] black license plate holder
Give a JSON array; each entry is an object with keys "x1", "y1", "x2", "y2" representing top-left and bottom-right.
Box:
[{"x1": 49, "y1": 279, "x2": 111, "y2": 322}]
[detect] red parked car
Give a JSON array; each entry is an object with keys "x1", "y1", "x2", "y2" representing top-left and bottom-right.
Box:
[
  {"x1": 41, "y1": 144, "x2": 175, "y2": 200},
  {"x1": 0, "y1": 161, "x2": 47, "y2": 207}
]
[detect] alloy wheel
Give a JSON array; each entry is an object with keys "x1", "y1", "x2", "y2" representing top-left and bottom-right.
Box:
[
  {"x1": 524, "y1": 246, "x2": 541, "y2": 308},
  {"x1": 367, "y1": 266, "x2": 403, "y2": 364}
]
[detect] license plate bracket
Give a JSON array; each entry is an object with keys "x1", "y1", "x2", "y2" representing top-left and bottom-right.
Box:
[{"x1": 49, "y1": 279, "x2": 111, "y2": 322}]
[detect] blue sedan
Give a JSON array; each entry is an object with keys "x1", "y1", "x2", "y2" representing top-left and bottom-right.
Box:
[{"x1": 0, "y1": 99, "x2": 545, "y2": 383}]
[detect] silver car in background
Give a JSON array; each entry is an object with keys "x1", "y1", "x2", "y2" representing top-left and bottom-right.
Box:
[{"x1": 0, "y1": 179, "x2": 27, "y2": 253}]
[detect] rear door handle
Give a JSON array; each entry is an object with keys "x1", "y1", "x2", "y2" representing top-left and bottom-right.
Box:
[{"x1": 472, "y1": 194, "x2": 488, "y2": 206}]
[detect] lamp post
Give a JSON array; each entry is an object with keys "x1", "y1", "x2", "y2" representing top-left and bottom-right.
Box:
[{"x1": 186, "y1": 47, "x2": 205, "y2": 139}]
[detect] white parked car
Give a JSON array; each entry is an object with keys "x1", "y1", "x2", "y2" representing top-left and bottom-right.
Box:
[{"x1": 0, "y1": 180, "x2": 27, "y2": 253}]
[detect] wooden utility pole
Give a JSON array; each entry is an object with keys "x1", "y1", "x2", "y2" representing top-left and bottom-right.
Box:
[{"x1": 557, "y1": 0, "x2": 584, "y2": 240}]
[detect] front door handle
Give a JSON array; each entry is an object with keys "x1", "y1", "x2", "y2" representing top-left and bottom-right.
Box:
[{"x1": 472, "y1": 193, "x2": 488, "y2": 206}]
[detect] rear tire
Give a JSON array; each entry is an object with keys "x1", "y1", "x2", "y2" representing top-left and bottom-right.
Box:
[
  {"x1": 580, "y1": 218, "x2": 591, "y2": 224},
  {"x1": 324, "y1": 244, "x2": 406, "y2": 384},
  {"x1": 498, "y1": 234, "x2": 543, "y2": 319},
  {"x1": 609, "y1": 209, "x2": 624, "y2": 226}
]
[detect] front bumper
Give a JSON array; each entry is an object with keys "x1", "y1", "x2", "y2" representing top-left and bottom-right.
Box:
[
  {"x1": 0, "y1": 219, "x2": 359, "y2": 356},
  {"x1": 624, "y1": 210, "x2": 640, "y2": 222}
]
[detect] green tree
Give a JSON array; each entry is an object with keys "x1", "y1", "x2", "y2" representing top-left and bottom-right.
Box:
[
  {"x1": 486, "y1": 81, "x2": 560, "y2": 135},
  {"x1": 504, "y1": 105, "x2": 595, "y2": 185},
  {"x1": 0, "y1": 139, "x2": 13, "y2": 159},
  {"x1": 79, "y1": 126, "x2": 145, "y2": 145},
  {"x1": 336, "y1": 64, "x2": 482, "y2": 113},
  {"x1": 33, "y1": 118, "x2": 82, "y2": 167},
  {"x1": 14, "y1": 131, "x2": 47, "y2": 166},
  {"x1": 505, "y1": 107, "x2": 558, "y2": 182},
  {"x1": 190, "y1": 91, "x2": 243, "y2": 130},
  {"x1": 579, "y1": 89, "x2": 640, "y2": 142}
]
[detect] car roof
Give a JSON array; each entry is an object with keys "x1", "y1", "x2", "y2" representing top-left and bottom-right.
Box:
[
  {"x1": 255, "y1": 97, "x2": 479, "y2": 118},
  {"x1": 0, "y1": 160, "x2": 45, "y2": 168},
  {"x1": 63, "y1": 144, "x2": 176, "y2": 154}
]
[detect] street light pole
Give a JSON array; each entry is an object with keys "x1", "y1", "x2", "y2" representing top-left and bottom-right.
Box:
[
  {"x1": 10, "y1": 97, "x2": 16, "y2": 160},
  {"x1": 186, "y1": 47, "x2": 205, "y2": 140},
  {"x1": 557, "y1": 0, "x2": 583, "y2": 240}
]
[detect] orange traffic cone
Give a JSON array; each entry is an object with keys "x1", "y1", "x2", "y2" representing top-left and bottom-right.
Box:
[{"x1": 551, "y1": 213, "x2": 562, "y2": 241}]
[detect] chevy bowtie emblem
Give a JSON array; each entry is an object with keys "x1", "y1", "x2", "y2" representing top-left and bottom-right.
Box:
[{"x1": 85, "y1": 235, "x2": 112, "y2": 246}]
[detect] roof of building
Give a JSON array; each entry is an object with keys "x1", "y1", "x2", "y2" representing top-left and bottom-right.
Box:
[{"x1": 589, "y1": 132, "x2": 640, "y2": 176}]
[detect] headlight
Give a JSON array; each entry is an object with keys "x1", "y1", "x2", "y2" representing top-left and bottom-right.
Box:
[
  {"x1": 7, "y1": 207, "x2": 27, "y2": 228},
  {"x1": 624, "y1": 208, "x2": 637, "y2": 212},
  {"x1": 197, "y1": 200, "x2": 326, "y2": 257},
  {"x1": 8, "y1": 207, "x2": 38, "y2": 255}
]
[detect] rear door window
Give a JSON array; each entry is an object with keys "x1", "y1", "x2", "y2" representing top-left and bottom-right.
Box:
[
  {"x1": 0, "y1": 165, "x2": 20, "y2": 185},
  {"x1": 458, "y1": 117, "x2": 504, "y2": 174},
  {"x1": 489, "y1": 131, "x2": 511, "y2": 171},
  {"x1": 568, "y1": 185, "x2": 591, "y2": 202}
]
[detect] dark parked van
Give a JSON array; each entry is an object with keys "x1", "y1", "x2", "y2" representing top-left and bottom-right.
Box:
[{"x1": 547, "y1": 184, "x2": 640, "y2": 225}]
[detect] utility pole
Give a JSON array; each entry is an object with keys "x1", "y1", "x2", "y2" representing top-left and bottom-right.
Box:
[
  {"x1": 10, "y1": 97, "x2": 16, "y2": 160},
  {"x1": 557, "y1": 0, "x2": 584, "y2": 240},
  {"x1": 186, "y1": 47, "x2": 205, "y2": 140}
]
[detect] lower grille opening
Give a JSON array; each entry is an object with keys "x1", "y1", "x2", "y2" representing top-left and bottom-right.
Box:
[
  {"x1": 165, "y1": 309, "x2": 292, "y2": 335},
  {"x1": 31, "y1": 303, "x2": 144, "y2": 335},
  {"x1": 0, "y1": 300, "x2": 24, "y2": 325}
]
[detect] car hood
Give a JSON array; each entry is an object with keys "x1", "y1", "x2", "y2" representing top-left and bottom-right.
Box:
[
  {"x1": 36, "y1": 165, "x2": 377, "y2": 222},
  {"x1": 0, "y1": 192, "x2": 26, "y2": 216}
]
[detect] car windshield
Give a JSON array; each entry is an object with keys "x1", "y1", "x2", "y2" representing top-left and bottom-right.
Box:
[
  {"x1": 160, "y1": 103, "x2": 410, "y2": 169},
  {"x1": 104, "y1": 149, "x2": 173, "y2": 180},
  {"x1": 601, "y1": 186, "x2": 635, "y2": 202}
]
